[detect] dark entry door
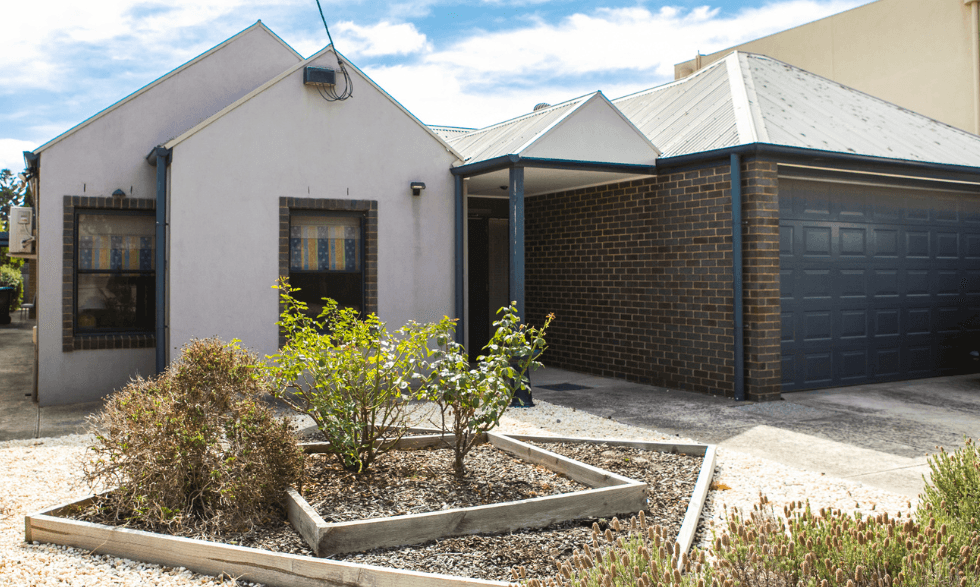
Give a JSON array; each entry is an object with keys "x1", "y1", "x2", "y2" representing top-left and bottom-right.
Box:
[{"x1": 779, "y1": 178, "x2": 980, "y2": 391}]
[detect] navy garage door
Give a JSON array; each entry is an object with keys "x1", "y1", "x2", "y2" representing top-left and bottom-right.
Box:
[{"x1": 780, "y1": 177, "x2": 980, "y2": 391}]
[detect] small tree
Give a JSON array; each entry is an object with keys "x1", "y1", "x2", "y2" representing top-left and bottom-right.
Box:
[
  {"x1": 426, "y1": 304, "x2": 553, "y2": 477},
  {"x1": 266, "y1": 281, "x2": 444, "y2": 474}
]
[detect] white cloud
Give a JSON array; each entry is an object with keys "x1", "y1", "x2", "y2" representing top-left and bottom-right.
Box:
[
  {"x1": 0, "y1": 139, "x2": 39, "y2": 174},
  {"x1": 359, "y1": 0, "x2": 868, "y2": 127},
  {"x1": 334, "y1": 21, "x2": 430, "y2": 57}
]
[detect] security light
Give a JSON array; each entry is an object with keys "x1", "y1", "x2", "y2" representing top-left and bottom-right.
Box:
[{"x1": 410, "y1": 182, "x2": 425, "y2": 196}]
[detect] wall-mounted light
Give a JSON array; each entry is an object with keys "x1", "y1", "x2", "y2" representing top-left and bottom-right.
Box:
[
  {"x1": 410, "y1": 181, "x2": 426, "y2": 196},
  {"x1": 112, "y1": 188, "x2": 126, "y2": 197}
]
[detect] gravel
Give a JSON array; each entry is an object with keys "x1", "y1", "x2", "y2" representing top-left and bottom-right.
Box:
[{"x1": 0, "y1": 400, "x2": 916, "y2": 586}]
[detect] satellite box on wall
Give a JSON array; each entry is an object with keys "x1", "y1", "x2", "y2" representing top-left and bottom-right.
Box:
[
  {"x1": 304, "y1": 66, "x2": 336, "y2": 86},
  {"x1": 10, "y1": 206, "x2": 34, "y2": 254}
]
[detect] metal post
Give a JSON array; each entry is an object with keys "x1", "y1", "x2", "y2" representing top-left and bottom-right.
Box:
[
  {"x1": 731, "y1": 153, "x2": 745, "y2": 401},
  {"x1": 154, "y1": 148, "x2": 169, "y2": 374},
  {"x1": 454, "y1": 174, "x2": 465, "y2": 345},
  {"x1": 508, "y1": 166, "x2": 525, "y2": 321}
]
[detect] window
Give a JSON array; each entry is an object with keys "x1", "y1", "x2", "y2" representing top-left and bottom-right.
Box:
[
  {"x1": 74, "y1": 211, "x2": 155, "y2": 333},
  {"x1": 288, "y1": 213, "x2": 364, "y2": 318}
]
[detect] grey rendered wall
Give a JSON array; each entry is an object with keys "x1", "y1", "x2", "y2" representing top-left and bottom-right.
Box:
[
  {"x1": 36, "y1": 25, "x2": 302, "y2": 405},
  {"x1": 166, "y1": 50, "x2": 459, "y2": 361}
]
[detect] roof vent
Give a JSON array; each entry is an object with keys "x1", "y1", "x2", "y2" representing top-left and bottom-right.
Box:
[
  {"x1": 533, "y1": 102, "x2": 551, "y2": 111},
  {"x1": 304, "y1": 66, "x2": 336, "y2": 86}
]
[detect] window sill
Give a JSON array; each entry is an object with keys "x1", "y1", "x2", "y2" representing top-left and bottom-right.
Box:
[{"x1": 69, "y1": 333, "x2": 155, "y2": 352}]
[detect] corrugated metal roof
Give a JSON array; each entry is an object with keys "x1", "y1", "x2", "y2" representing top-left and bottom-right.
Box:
[
  {"x1": 614, "y1": 63, "x2": 739, "y2": 157},
  {"x1": 612, "y1": 51, "x2": 980, "y2": 166},
  {"x1": 429, "y1": 125, "x2": 476, "y2": 140},
  {"x1": 446, "y1": 95, "x2": 590, "y2": 163},
  {"x1": 743, "y1": 53, "x2": 980, "y2": 167}
]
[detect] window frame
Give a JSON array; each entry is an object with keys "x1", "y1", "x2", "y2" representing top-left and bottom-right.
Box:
[
  {"x1": 278, "y1": 197, "x2": 378, "y2": 347},
  {"x1": 73, "y1": 208, "x2": 156, "y2": 336},
  {"x1": 62, "y1": 195, "x2": 157, "y2": 352}
]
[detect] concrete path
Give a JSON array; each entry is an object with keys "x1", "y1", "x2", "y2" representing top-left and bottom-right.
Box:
[
  {"x1": 529, "y1": 367, "x2": 980, "y2": 497},
  {"x1": 0, "y1": 315, "x2": 103, "y2": 441}
]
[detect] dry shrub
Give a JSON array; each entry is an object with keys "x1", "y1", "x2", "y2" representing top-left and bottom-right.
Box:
[{"x1": 84, "y1": 338, "x2": 304, "y2": 533}]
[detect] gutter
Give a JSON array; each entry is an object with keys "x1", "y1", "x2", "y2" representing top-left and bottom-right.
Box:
[
  {"x1": 147, "y1": 146, "x2": 171, "y2": 374},
  {"x1": 969, "y1": 0, "x2": 980, "y2": 135}
]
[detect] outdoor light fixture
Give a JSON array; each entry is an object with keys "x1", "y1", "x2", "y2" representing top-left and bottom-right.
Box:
[
  {"x1": 112, "y1": 188, "x2": 126, "y2": 197},
  {"x1": 410, "y1": 181, "x2": 425, "y2": 196}
]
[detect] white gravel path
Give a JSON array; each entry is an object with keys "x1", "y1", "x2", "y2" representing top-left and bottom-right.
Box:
[{"x1": 0, "y1": 400, "x2": 916, "y2": 586}]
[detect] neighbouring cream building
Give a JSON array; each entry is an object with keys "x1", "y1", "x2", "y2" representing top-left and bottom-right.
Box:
[{"x1": 675, "y1": 0, "x2": 980, "y2": 135}]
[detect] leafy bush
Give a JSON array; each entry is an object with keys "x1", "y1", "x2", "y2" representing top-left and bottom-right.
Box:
[
  {"x1": 426, "y1": 304, "x2": 553, "y2": 476},
  {"x1": 84, "y1": 338, "x2": 304, "y2": 534},
  {"x1": 0, "y1": 264, "x2": 23, "y2": 311},
  {"x1": 266, "y1": 282, "x2": 443, "y2": 474}
]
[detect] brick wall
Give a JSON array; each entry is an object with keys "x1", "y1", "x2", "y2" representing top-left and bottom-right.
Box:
[
  {"x1": 740, "y1": 157, "x2": 782, "y2": 400},
  {"x1": 524, "y1": 158, "x2": 781, "y2": 400}
]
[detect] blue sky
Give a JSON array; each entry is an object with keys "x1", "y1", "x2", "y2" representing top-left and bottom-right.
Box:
[{"x1": 0, "y1": 0, "x2": 869, "y2": 172}]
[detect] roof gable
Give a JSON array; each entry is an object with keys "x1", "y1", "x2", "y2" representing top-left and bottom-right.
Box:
[
  {"x1": 449, "y1": 92, "x2": 659, "y2": 165},
  {"x1": 165, "y1": 46, "x2": 464, "y2": 160},
  {"x1": 34, "y1": 21, "x2": 303, "y2": 154}
]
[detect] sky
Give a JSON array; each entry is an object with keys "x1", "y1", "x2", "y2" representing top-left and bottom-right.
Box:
[{"x1": 0, "y1": 0, "x2": 871, "y2": 172}]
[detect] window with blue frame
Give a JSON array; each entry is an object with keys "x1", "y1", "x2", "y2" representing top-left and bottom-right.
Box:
[
  {"x1": 75, "y1": 211, "x2": 155, "y2": 333},
  {"x1": 288, "y1": 212, "x2": 364, "y2": 319}
]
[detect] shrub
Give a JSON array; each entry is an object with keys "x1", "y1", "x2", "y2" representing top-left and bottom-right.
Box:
[
  {"x1": 0, "y1": 264, "x2": 23, "y2": 311},
  {"x1": 84, "y1": 338, "x2": 304, "y2": 534},
  {"x1": 921, "y1": 438, "x2": 980, "y2": 542},
  {"x1": 426, "y1": 304, "x2": 553, "y2": 477},
  {"x1": 266, "y1": 282, "x2": 443, "y2": 474}
]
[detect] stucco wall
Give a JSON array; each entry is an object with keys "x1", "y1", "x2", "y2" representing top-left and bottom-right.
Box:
[
  {"x1": 35, "y1": 24, "x2": 302, "y2": 405},
  {"x1": 674, "y1": 0, "x2": 978, "y2": 134},
  {"x1": 166, "y1": 50, "x2": 459, "y2": 361}
]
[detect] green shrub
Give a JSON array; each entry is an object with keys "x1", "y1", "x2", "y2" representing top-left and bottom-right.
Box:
[
  {"x1": 528, "y1": 441, "x2": 980, "y2": 587},
  {"x1": 0, "y1": 264, "x2": 23, "y2": 311},
  {"x1": 266, "y1": 281, "x2": 444, "y2": 474},
  {"x1": 84, "y1": 338, "x2": 304, "y2": 533},
  {"x1": 921, "y1": 438, "x2": 980, "y2": 543},
  {"x1": 426, "y1": 303, "x2": 553, "y2": 476}
]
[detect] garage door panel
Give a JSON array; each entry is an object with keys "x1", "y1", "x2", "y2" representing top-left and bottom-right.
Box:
[
  {"x1": 873, "y1": 347, "x2": 901, "y2": 378},
  {"x1": 803, "y1": 270, "x2": 832, "y2": 299},
  {"x1": 905, "y1": 232, "x2": 930, "y2": 258},
  {"x1": 873, "y1": 229, "x2": 899, "y2": 257},
  {"x1": 937, "y1": 233, "x2": 959, "y2": 259},
  {"x1": 840, "y1": 227, "x2": 868, "y2": 257},
  {"x1": 872, "y1": 270, "x2": 899, "y2": 297},
  {"x1": 780, "y1": 178, "x2": 980, "y2": 391},
  {"x1": 804, "y1": 227, "x2": 832, "y2": 256}
]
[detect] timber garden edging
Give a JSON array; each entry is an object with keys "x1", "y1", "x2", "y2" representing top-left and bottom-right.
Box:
[{"x1": 24, "y1": 433, "x2": 716, "y2": 586}]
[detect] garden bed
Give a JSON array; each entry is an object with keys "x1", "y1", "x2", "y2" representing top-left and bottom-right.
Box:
[{"x1": 26, "y1": 433, "x2": 715, "y2": 586}]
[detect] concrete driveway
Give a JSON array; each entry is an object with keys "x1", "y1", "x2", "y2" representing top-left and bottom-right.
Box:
[{"x1": 530, "y1": 366, "x2": 980, "y2": 497}]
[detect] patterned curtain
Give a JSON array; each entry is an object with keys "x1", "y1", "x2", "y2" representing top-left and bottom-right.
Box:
[
  {"x1": 290, "y1": 215, "x2": 361, "y2": 271},
  {"x1": 78, "y1": 214, "x2": 155, "y2": 271}
]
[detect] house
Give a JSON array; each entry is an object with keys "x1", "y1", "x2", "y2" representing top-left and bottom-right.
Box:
[
  {"x1": 23, "y1": 24, "x2": 980, "y2": 405},
  {"x1": 674, "y1": 0, "x2": 980, "y2": 135}
]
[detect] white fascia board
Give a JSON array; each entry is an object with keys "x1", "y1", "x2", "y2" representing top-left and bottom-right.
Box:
[
  {"x1": 165, "y1": 47, "x2": 465, "y2": 162},
  {"x1": 35, "y1": 21, "x2": 298, "y2": 155}
]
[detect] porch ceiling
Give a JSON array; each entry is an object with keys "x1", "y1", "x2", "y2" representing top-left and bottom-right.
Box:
[{"x1": 465, "y1": 166, "x2": 647, "y2": 197}]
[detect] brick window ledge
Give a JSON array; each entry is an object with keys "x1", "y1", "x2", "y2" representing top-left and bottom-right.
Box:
[{"x1": 72, "y1": 333, "x2": 155, "y2": 351}]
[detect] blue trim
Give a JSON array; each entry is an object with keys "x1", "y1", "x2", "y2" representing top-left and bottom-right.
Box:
[
  {"x1": 730, "y1": 154, "x2": 744, "y2": 402},
  {"x1": 452, "y1": 154, "x2": 656, "y2": 178},
  {"x1": 454, "y1": 174, "x2": 465, "y2": 346},
  {"x1": 152, "y1": 147, "x2": 171, "y2": 374},
  {"x1": 509, "y1": 167, "x2": 525, "y2": 321}
]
